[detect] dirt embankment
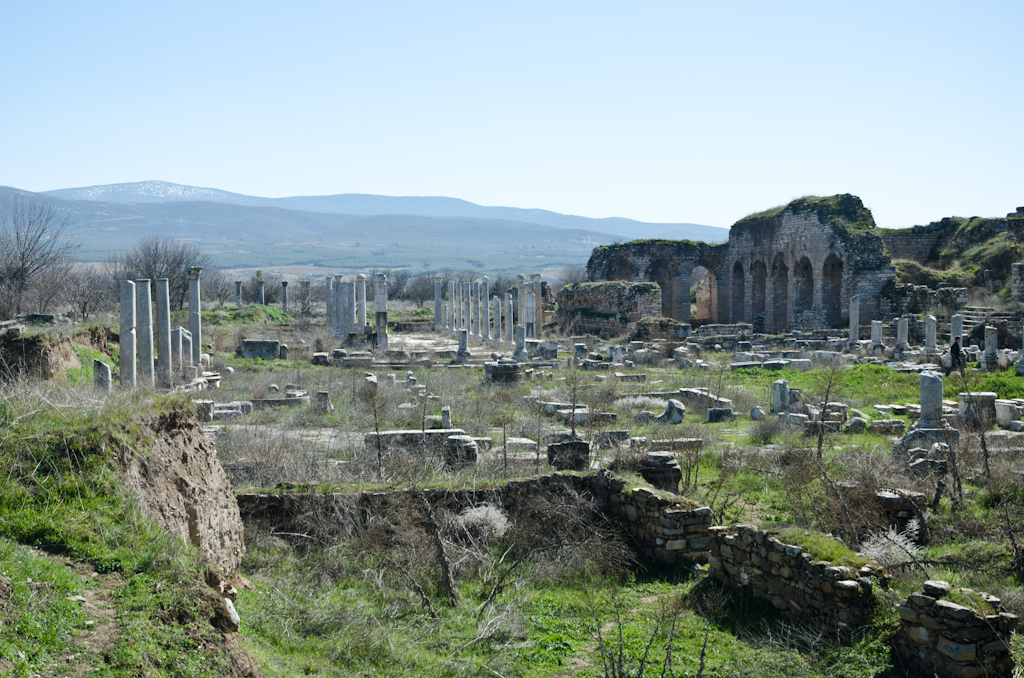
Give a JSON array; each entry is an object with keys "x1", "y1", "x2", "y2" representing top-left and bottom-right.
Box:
[
  {"x1": 0, "y1": 333, "x2": 81, "y2": 380},
  {"x1": 118, "y1": 409, "x2": 246, "y2": 578}
]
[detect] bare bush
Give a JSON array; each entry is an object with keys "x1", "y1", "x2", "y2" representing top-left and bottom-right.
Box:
[{"x1": 0, "y1": 198, "x2": 78, "y2": 319}]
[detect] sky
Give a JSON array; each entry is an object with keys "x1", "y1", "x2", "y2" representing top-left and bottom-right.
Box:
[{"x1": 2, "y1": 1, "x2": 1021, "y2": 228}]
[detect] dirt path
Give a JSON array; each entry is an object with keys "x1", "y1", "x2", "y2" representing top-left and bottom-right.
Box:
[{"x1": 47, "y1": 552, "x2": 124, "y2": 677}]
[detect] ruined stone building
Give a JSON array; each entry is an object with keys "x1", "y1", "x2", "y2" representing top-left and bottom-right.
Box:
[{"x1": 575, "y1": 195, "x2": 894, "y2": 335}]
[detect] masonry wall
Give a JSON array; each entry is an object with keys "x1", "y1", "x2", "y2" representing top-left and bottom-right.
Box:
[
  {"x1": 895, "y1": 581, "x2": 1017, "y2": 678},
  {"x1": 708, "y1": 524, "x2": 881, "y2": 627},
  {"x1": 557, "y1": 282, "x2": 661, "y2": 338},
  {"x1": 237, "y1": 470, "x2": 713, "y2": 566}
]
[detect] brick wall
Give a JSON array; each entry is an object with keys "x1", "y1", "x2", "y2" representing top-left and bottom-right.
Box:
[{"x1": 557, "y1": 282, "x2": 661, "y2": 338}]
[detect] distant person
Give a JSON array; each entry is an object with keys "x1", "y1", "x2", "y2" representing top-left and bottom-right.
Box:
[{"x1": 947, "y1": 335, "x2": 963, "y2": 375}]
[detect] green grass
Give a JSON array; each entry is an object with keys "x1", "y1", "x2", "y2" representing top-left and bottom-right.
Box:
[
  {"x1": 769, "y1": 527, "x2": 872, "y2": 570},
  {"x1": 202, "y1": 304, "x2": 291, "y2": 326}
]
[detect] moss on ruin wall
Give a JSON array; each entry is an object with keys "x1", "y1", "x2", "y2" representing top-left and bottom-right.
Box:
[{"x1": 736, "y1": 194, "x2": 877, "y2": 239}]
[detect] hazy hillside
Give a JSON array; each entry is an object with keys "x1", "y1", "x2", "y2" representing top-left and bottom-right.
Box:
[
  {"x1": 43, "y1": 180, "x2": 728, "y2": 242},
  {"x1": 0, "y1": 185, "x2": 613, "y2": 274}
]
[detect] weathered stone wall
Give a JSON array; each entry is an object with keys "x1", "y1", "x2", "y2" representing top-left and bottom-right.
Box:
[
  {"x1": 880, "y1": 224, "x2": 953, "y2": 264},
  {"x1": 880, "y1": 281, "x2": 968, "y2": 317},
  {"x1": 708, "y1": 524, "x2": 881, "y2": 627},
  {"x1": 586, "y1": 195, "x2": 896, "y2": 333},
  {"x1": 236, "y1": 470, "x2": 713, "y2": 566},
  {"x1": 556, "y1": 282, "x2": 661, "y2": 338},
  {"x1": 894, "y1": 580, "x2": 1017, "y2": 678}
]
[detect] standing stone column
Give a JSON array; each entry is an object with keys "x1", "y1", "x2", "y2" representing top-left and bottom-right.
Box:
[
  {"x1": 181, "y1": 329, "x2": 193, "y2": 368},
  {"x1": 462, "y1": 282, "x2": 471, "y2": 335},
  {"x1": 258, "y1": 278, "x2": 265, "y2": 305},
  {"x1": 771, "y1": 379, "x2": 789, "y2": 413},
  {"x1": 516, "y1": 275, "x2": 526, "y2": 328},
  {"x1": 334, "y1": 275, "x2": 345, "y2": 335},
  {"x1": 155, "y1": 278, "x2": 172, "y2": 386},
  {"x1": 917, "y1": 370, "x2": 944, "y2": 430},
  {"x1": 301, "y1": 280, "x2": 311, "y2": 315},
  {"x1": 356, "y1": 274, "x2": 367, "y2": 330},
  {"x1": 848, "y1": 294, "x2": 859, "y2": 345},
  {"x1": 136, "y1": 279, "x2": 154, "y2": 388},
  {"x1": 188, "y1": 268, "x2": 203, "y2": 367},
  {"x1": 433, "y1": 278, "x2": 443, "y2": 332},
  {"x1": 984, "y1": 325, "x2": 998, "y2": 368},
  {"x1": 470, "y1": 281, "x2": 479, "y2": 338},
  {"x1": 896, "y1": 317, "x2": 909, "y2": 352},
  {"x1": 345, "y1": 281, "x2": 357, "y2": 338},
  {"x1": 525, "y1": 290, "x2": 536, "y2": 339},
  {"x1": 170, "y1": 327, "x2": 183, "y2": 375},
  {"x1": 505, "y1": 293, "x2": 514, "y2": 345},
  {"x1": 456, "y1": 329, "x2": 470, "y2": 362},
  {"x1": 281, "y1": 281, "x2": 288, "y2": 313},
  {"x1": 924, "y1": 315, "x2": 937, "y2": 354},
  {"x1": 530, "y1": 274, "x2": 543, "y2": 334},
  {"x1": 235, "y1": 281, "x2": 243, "y2": 308},
  {"x1": 951, "y1": 314, "x2": 963, "y2": 345},
  {"x1": 325, "y1": 277, "x2": 335, "y2": 329},
  {"x1": 448, "y1": 281, "x2": 456, "y2": 334},
  {"x1": 492, "y1": 296, "x2": 501, "y2": 346},
  {"x1": 375, "y1": 273, "x2": 389, "y2": 350},
  {"x1": 481, "y1": 276, "x2": 490, "y2": 343},
  {"x1": 513, "y1": 325, "x2": 527, "y2": 362},
  {"x1": 119, "y1": 281, "x2": 137, "y2": 388}
]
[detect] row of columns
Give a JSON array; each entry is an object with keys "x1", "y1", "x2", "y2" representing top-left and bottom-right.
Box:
[
  {"x1": 433, "y1": 274, "x2": 543, "y2": 345},
  {"x1": 861, "y1": 312, "x2": 966, "y2": 353},
  {"x1": 119, "y1": 267, "x2": 203, "y2": 389},
  {"x1": 234, "y1": 279, "x2": 312, "y2": 314},
  {"x1": 325, "y1": 273, "x2": 389, "y2": 350}
]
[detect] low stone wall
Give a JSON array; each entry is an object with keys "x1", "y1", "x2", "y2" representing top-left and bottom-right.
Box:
[
  {"x1": 237, "y1": 470, "x2": 713, "y2": 566},
  {"x1": 895, "y1": 580, "x2": 1018, "y2": 678},
  {"x1": 556, "y1": 282, "x2": 661, "y2": 338},
  {"x1": 708, "y1": 524, "x2": 881, "y2": 627}
]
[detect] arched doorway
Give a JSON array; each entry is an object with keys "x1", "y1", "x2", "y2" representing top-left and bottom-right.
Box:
[
  {"x1": 731, "y1": 261, "x2": 745, "y2": 323},
  {"x1": 823, "y1": 254, "x2": 843, "y2": 326},
  {"x1": 794, "y1": 256, "x2": 814, "y2": 316},
  {"x1": 771, "y1": 254, "x2": 788, "y2": 332},
  {"x1": 751, "y1": 260, "x2": 767, "y2": 332},
  {"x1": 646, "y1": 258, "x2": 678, "y2": 319},
  {"x1": 691, "y1": 266, "x2": 716, "y2": 327}
]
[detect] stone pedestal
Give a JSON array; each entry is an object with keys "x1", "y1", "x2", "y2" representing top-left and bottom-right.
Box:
[
  {"x1": 155, "y1": 278, "x2": 172, "y2": 386},
  {"x1": 375, "y1": 274, "x2": 389, "y2": 350},
  {"x1": 135, "y1": 279, "x2": 154, "y2": 388},
  {"x1": 981, "y1": 325, "x2": 999, "y2": 371},
  {"x1": 771, "y1": 379, "x2": 789, "y2": 414},
  {"x1": 960, "y1": 391, "x2": 998, "y2": 429},
  {"x1": 870, "y1": 320, "x2": 883, "y2": 350},
  {"x1": 188, "y1": 268, "x2": 203, "y2": 367},
  {"x1": 917, "y1": 370, "x2": 944, "y2": 429},
  {"x1": 896, "y1": 316, "x2": 909, "y2": 352},
  {"x1": 923, "y1": 315, "x2": 938, "y2": 356},
  {"x1": 93, "y1": 359, "x2": 112, "y2": 393},
  {"x1": 456, "y1": 329, "x2": 470, "y2": 363},
  {"x1": 848, "y1": 294, "x2": 859, "y2": 345},
  {"x1": 441, "y1": 406, "x2": 452, "y2": 428},
  {"x1": 513, "y1": 325, "x2": 527, "y2": 362}
]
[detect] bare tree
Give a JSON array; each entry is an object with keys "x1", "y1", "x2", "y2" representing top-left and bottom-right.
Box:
[
  {"x1": 0, "y1": 199, "x2": 78, "y2": 319},
  {"x1": 403, "y1": 274, "x2": 435, "y2": 307},
  {"x1": 555, "y1": 264, "x2": 588, "y2": 292},
  {"x1": 105, "y1": 236, "x2": 212, "y2": 309},
  {"x1": 64, "y1": 269, "x2": 112, "y2": 321}
]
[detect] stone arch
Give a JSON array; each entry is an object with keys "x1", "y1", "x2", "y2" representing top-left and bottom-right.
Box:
[
  {"x1": 646, "y1": 258, "x2": 679, "y2": 319},
  {"x1": 771, "y1": 254, "x2": 788, "y2": 332},
  {"x1": 604, "y1": 252, "x2": 637, "y2": 281},
  {"x1": 691, "y1": 265, "x2": 717, "y2": 327},
  {"x1": 823, "y1": 253, "x2": 843, "y2": 326},
  {"x1": 731, "y1": 260, "x2": 745, "y2": 323},
  {"x1": 751, "y1": 260, "x2": 767, "y2": 332},
  {"x1": 794, "y1": 256, "x2": 814, "y2": 316}
]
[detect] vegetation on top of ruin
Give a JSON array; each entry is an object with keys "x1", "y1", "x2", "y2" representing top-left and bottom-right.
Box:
[
  {"x1": 767, "y1": 526, "x2": 873, "y2": 570},
  {"x1": 735, "y1": 194, "x2": 878, "y2": 238},
  {"x1": 562, "y1": 280, "x2": 661, "y2": 292},
  {"x1": 592, "y1": 238, "x2": 713, "y2": 253}
]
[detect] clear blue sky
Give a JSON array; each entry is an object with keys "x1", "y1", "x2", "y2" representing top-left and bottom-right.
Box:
[{"x1": 2, "y1": 1, "x2": 1021, "y2": 228}]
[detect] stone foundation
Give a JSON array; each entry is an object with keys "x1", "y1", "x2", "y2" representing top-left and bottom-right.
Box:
[
  {"x1": 708, "y1": 524, "x2": 881, "y2": 627},
  {"x1": 895, "y1": 580, "x2": 1017, "y2": 678},
  {"x1": 556, "y1": 282, "x2": 661, "y2": 338}
]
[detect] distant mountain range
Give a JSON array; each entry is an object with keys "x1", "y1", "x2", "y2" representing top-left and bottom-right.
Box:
[
  {"x1": 0, "y1": 181, "x2": 725, "y2": 275},
  {"x1": 43, "y1": 181, "x2": 727, "y2": 243}
]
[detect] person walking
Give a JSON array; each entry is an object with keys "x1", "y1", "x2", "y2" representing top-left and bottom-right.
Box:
[{"x1": 947, "y1": 335, "x2": 964, "y2": 375}]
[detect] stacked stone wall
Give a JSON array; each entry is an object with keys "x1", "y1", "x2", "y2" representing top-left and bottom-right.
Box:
[
  {"x1": 556, "y1": 282, "x2": 661, "y2": 338},
  {"x1": 895, "y1": 580, "x2": 1017, "y2": 678},
  {"x1": 708, "y1": 524, "x2": 881, "y2": 627},
  {"x1": 237, "y1": 470, "x2": 712, "y2": 566},
  {"x1": 881, "y1": 282, "x2": 969, "y2": 317},
  {"x1": 880, "y1": 228, "x2": 949, "y2": 264}
]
